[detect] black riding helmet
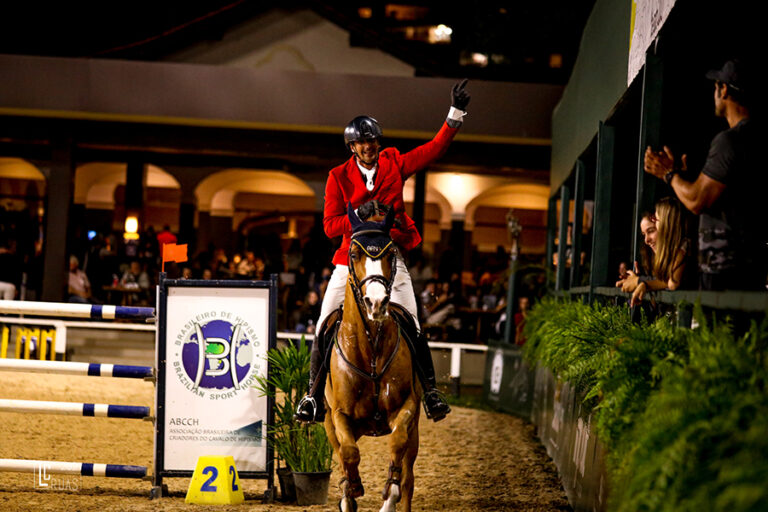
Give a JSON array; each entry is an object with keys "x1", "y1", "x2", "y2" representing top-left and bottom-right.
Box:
[{"x1": 343, "y1": 116, "x2": 382, "y2": 148}]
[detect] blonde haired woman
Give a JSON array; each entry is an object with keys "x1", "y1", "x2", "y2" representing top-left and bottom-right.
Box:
[{"x1": 630, "y1": 197, "x2": 692, "y2": 306}]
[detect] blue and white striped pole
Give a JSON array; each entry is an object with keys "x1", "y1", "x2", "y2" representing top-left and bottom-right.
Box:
[
  {"x1": 0, "y1": 359, "x2": 153, "y2": 379},
  {"x1": 0, "y1": 459, "x2": 147, "y2": 478},
  {"x1": 0, "y1": 399, "x2": 150, "y2": 419},
  {"x1": 0, "y1": 300, "x2": 155, "y2": 320}
]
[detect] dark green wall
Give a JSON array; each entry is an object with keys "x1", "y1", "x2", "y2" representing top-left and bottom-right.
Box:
[{"x1": 550, "y1": 0, "x2": 631, "y2": 194}]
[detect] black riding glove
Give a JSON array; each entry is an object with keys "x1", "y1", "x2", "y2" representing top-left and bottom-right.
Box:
[
  {"x1": 447, "y1": 79, "x2": 470, "y2": 128},
  {"x1": 451, "y1": 79, "x2": 470, "y2": 110}
]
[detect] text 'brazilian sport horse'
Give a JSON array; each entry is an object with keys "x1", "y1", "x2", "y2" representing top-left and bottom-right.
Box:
[{"x1": 324, "y1": 204, "x2": 421, "y2": 512}]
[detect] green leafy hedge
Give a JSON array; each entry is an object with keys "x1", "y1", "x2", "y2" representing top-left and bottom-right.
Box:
[{"x1": 522, "y1": 297, "x2": 768, "y2": 512}]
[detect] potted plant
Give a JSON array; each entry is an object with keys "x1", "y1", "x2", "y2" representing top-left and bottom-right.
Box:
[{"x1": 254, "y1": 336, "x2": 333, "y2": 504}]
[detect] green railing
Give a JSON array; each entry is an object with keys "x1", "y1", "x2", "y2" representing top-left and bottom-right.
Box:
[{"x1": 569, "y1": 286, "x2": 768, "y2": 314}]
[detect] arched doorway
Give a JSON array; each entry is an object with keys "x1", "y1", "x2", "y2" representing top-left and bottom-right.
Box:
[{"x1": 0, "y1": 158, "x2": 46, "y2": 298}]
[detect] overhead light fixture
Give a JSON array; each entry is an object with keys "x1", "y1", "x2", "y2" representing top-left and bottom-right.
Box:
[
  {"x1": 459, "y1": 51, "x2": 490, "y2": 68},
  {"x1": 428, "y1": 24, "x2": 452, "y2": 44},
  {"x1": 358, "y1": 7, "x2": 373, "y2": 19},
  {"x1": 471, "y1": 52, "x2": 489, "y2": 67},
  {"x1": 124, "y1": 215, "x2": 139, "y2": 241}
]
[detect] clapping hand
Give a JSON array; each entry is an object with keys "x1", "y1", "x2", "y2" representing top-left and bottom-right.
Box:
[{"x1": 644, "y1": 145, "x2": 687, "y2": 179}]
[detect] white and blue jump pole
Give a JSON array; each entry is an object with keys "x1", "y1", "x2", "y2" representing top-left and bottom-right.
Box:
[
  {"x1": 0, "y1": 459, "x2": 147, "y2": 479},
  {"x1": 0, "y1": 399, "x2": 150, "y2": 419},
  {"x1": 0, "y1": 300, "x2": 154, "y2": 320},
  {"x1": 0, "y1": 300, "x2": 154, "y2": 482},
  {"x1": 0, "y1": 359, "x2": 153, "y2": 379}
]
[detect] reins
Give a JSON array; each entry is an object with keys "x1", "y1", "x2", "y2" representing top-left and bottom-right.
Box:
[{"x1": 336, "y1": 227, "x2": 401, "y2": 421}]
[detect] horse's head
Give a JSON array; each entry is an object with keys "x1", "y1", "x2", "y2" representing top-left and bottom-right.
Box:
[{"x1": 347, "y1": 202, "x2": 397, "y2": 323}]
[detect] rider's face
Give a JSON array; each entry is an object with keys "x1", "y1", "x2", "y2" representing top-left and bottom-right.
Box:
[{"x1": 351, "y1": 139, "x2": 380, "y2": 168}]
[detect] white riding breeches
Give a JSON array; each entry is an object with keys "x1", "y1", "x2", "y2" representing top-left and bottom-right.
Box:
[{"x1": 316, "y1": 253, "x2": 420, "y2": 332}]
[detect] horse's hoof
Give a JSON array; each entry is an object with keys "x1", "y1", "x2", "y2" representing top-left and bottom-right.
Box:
[
  {"x1": 340, "y1": 477, "x2": 365, "y2": 498},
  {"x1": 350, "y1": 482, "x2": 365, "y2": 498},
  {"x1": 339, "y1": 497, "x2": 358, "y2": 512}
]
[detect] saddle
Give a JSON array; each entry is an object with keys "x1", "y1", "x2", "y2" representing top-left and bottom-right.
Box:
[{"x1": 316, "y1": 303, "x2": 421, "y2": 385}]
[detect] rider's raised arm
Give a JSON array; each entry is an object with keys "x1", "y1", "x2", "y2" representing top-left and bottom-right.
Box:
[
  {"x1": 323, "y1": 172, "x2": 351, "y2": 238},
  {"x1": 398, "y1": 79, "x2": 469, "y2": 180},
  {"x1": 396, "y1": 123, "x2": 460, "y2": 180}
]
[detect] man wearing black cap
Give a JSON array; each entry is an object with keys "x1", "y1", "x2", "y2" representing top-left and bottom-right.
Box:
[{"x1": 644, "y1": 59, "x2": 766, "y2": 291}]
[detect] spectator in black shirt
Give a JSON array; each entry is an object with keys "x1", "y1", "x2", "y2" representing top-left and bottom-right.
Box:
[{"x1": 644, "y1": 59, "x2": 767, "y2": 290}]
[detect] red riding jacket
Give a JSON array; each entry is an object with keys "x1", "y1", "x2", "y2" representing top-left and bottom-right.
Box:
[{"x1": 324, "y1": 121, "x2": 460, "y2": 266}]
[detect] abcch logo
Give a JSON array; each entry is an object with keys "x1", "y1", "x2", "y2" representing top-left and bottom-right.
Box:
[{"x1": 172, "y1": 313, "x2": 261, "y2": 399}]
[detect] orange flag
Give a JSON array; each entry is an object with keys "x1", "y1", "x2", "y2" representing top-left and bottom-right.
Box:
[{"x1": 162, "y1": 243, "x2": 188, "y2": 272}]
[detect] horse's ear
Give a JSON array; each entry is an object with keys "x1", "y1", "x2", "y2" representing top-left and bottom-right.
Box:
[
  {"x1": 383, "y1": 206, "x2": 395, "y2": 232},
  {"x1": 348, "y1": 202, "x2": 363, "y2": 231}
]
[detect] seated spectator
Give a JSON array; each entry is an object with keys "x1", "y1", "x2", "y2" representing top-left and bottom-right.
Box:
[
  {"x1": 237, "y1": 251, "x2": 256, "y2": 277},
  {"x1": 617, "y1": 261, "x2": 629, "y2": 282},
  {"x1": 202, "y1": 268, "x2": 213, "y2": 280},
  {"x1": 122, "y1": 260, "x2": 151, "y2": 289},
  {"x1": 317, "y1": 266, "x2": 332, "y2": 299},
  {"x1": 422, "y1": 280, "x2": 461, "y2": 332},
  {"x1": 514, "y1": 296, "x2": 531, "y2": 346},
  {"x1": 621, "y1": 198, "x2": 694, "y2": 306},
  {"x1": 616, "y1": 212, "x2": 657, "y2": 291},
  {"x1": 294, "y1": 290, "x2": 321, "y2": 334},
  {"x1": 253, "y1": 255, "x2": 266, "y2": 280},
  {"x1": 68, "y1": 255, "x2": 94, "y2": 303},
  {"x1": 121, "y1": 260, "x2": 151, "y2": 304},
  {"x1": 156, "y1": 225, "x2": 177, "y2": 247},
  {"x1": 236, "y1": 251, "x2": 266, "y2": 279}
]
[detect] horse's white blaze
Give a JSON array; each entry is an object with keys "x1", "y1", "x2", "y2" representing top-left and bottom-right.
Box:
[
  {"x1": 363, "y1": 258, "x2": 388, "y2": 319},
  {"x1": 341, "y1": 497, "x2": 352, "y2": 512},
  {"x1": 379, "y1": 484, "x2": 400, "y2": 512}
]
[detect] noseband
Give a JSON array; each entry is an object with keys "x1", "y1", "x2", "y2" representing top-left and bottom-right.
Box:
[{"x1": 347, "y1": 229, "x2": 397, "y2": 329}]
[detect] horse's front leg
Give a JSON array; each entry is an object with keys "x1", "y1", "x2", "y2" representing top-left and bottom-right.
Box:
[
  {"x1": 333, "y1": 410, "x2": 365, "y2": 510},
  {"x1": 380, "y1": 394, "x2": 420, "y2": 512}
]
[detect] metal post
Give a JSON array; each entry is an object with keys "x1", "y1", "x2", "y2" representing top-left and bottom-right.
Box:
[
  {"x1": 570, "y1": 160, "x2": 586, "y2": 288},
  {"x1": 450, "y1": 346, "x2": 462, "y2": 397},
  {"x1": 632, "y1": 51, "x2": 663, "y2": 264},
  {"x1": 555, "y1": 185, "x2": 570, "y2": 291},
  {"x1": 546, "y1": 195, "x2": 557, "y2": 279},
  {"x1": 503, "y1": 213, "x2": 522, "y2": 344},
  {"x1": 590, "y1": 122, "x2": 616, "y2": 302}
]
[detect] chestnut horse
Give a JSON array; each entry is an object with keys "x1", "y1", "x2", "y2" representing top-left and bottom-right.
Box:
[{"x1": 324, "y1": 204, "x2": 421, "y2": 512}]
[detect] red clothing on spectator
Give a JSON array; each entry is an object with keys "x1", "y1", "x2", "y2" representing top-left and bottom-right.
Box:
[
  {"x1": 156, "y1": 229, "x2": 177, "y2": 246},
  {"x1": 324, "y1": 122, "x2": 459, "y2": 266}
]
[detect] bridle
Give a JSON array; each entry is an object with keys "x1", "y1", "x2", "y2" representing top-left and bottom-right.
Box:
[
  {"x1": 335, "y1": 227, "x2": 402, "y2": 421},
  {"x1": 346, "y1": 228, "x2": 398, "y2": 345}
]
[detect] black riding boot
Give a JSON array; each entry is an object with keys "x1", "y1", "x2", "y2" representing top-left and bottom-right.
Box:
[
  {"x1": 411, "y1": 329, "x2": 452, "y2": 421},
  {"x1": 295, "y1": 329, "x2": 328, "y2": 424}
]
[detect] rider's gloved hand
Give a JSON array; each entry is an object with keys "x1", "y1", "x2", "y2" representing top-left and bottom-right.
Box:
[
  {"x1": 451, "y1": 79, "x2": 470, "y2": 110},
  {"x1": 447, "y1": 79, "x2": 469, "y2": 128}
]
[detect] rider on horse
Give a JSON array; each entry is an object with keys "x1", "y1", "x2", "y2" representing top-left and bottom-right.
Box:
[{"x1": 295, "y1": 79, "x2": 471, "y2": 424}]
